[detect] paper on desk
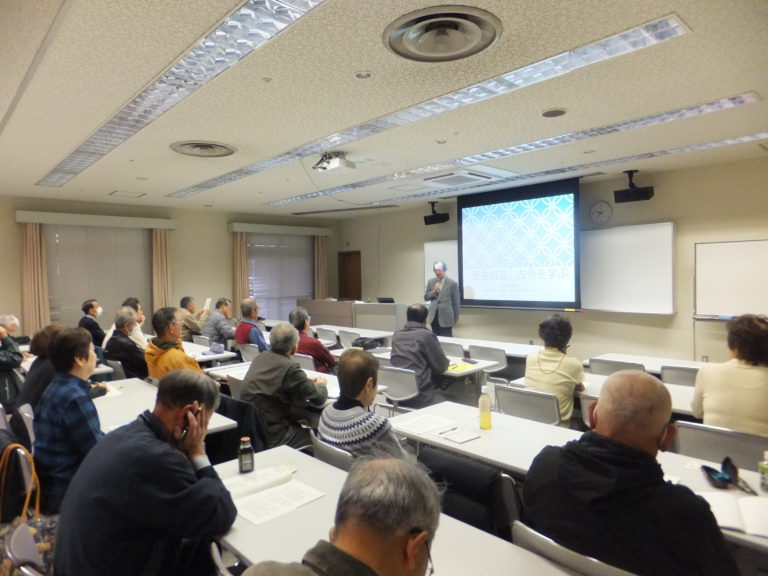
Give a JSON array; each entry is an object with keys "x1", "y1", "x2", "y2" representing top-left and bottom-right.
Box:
[
  {"x1": 440, "y1": 429, "x2": 481, "y2": 444},
  {"x1": 236, "y1": 480, "x2": 324, "y2": 526},
  {"x1": 104, "y1": 383, "x2": 124, "y2": 398},
  {"x1": 396, "y1": 414, "x2": 456, "y2": 435},
  {"x1": 225, "y1": 466, "x2": 293, "y2": 499}
]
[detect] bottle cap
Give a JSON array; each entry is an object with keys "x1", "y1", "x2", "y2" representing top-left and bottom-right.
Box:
[{"x1": 240, "y1": 436, "x2": 251, "y2": 442}]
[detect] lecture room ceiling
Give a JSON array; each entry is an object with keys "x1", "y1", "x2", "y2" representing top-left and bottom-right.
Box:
[{"x1": 1, "y1": 0, "x2": 766, "y2": 219}]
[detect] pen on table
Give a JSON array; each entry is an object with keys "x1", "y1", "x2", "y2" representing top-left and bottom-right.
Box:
[{"x1": 437, "y1": 427, "x2": 457, "y2": 436}]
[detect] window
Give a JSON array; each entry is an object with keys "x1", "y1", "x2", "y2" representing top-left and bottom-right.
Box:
[
  {"x1": 246, "y1": 233, "x2": 313, "y2": 320},
  {"x1": 44, "y1": 225, "x2": 152, "y2": 328}
]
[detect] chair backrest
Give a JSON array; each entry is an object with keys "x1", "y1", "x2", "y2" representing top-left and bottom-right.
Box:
[
  {"x1": 226, "y1": 375, "x2": 243, "y2": 401},
  {"x1": 377, "y1": 356, "x2": 392, "y2": 368},
  {"x1": 468, "y1": 345, "x2": 507, "y2": 373},
  {"x1": 0, "y1": 405, "x2": 9, "y2": 431},
  {"x1": 105, "y1": 359, "x2": 126, "y2": 381},
  {"x1": 239, "y1": 343, "x2": 261, "y2": 363},
  {"x1": 378, "y1": 366, "x2": 419, "y2": 404},
  {"x1": 294, "y1": 353, "x2": 316, "y2": 371},
  {"x1": 192, "y1": 334, "x2": 210, "y2": 346},
  {"x1": 660, "y1": 365, "x2": 698, "y2": 386},
  {"x1": 16, "y1": 404, "x2": 34, "y2": 456},
  {"x1": 512, "y1": 521, "x2": 637, "y2": 576},
  {"x1": 418, "y1": 445, "x2": 521, "y2": 541},
  {"x1": 495, "y1": 386, "x2": 560, "y2": 426},
  {"x1": 440, "y1": 341, "x2": 465, "y2": 359},
  {"x1": 673, "y1": 421, "x2": 767, "y2": 471},
  {"x1": 210, "y1": 541, "x2": 235, "y2": 576},
  {"x1": 588, "y1": 358, "x2": 645, "y2": 376},
  {"x1": 7, "y1": 524, "x2": 45, "y2": 576},
  {"x1": 16, "y1": 447, "x2": 32, "y2": 496},
  {"x1": 315, "y1": 327, "x2": 338, "y2": 348},
  {"x1": 309, "y1": 430, "x2": 353, "y2": 471},
  {"x1": 338, "y1": 329, "x2": 361, "y2": 348}
]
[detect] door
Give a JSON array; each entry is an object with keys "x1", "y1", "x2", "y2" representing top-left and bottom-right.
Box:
[{"x1": 338, "y1": 251, "x2": 361, "y2": 300}]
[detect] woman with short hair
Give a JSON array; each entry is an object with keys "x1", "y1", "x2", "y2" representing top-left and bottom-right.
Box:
[{"x1": 692, "y1": 314, "x2": 768, "y2": 436}]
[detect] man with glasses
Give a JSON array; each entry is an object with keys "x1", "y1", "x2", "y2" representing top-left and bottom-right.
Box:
[
  {"x1": 145, "y1": 307, "x2": 203, "y2": 379},
  {"x1": 524, "y1": 370, "x2": 737, "y2": 576},
  {"x1": 243, "y1": 458, "x2": 440, "y2": 576}
]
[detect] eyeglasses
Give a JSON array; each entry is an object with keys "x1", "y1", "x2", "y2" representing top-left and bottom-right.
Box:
[{"x1": 410, "y1": 528, "x2": 435, "y2": 575}]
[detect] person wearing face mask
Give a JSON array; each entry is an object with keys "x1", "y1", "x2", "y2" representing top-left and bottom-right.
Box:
[{"x1": 78, "y1": 299, "x2": 106, "y2": 347}]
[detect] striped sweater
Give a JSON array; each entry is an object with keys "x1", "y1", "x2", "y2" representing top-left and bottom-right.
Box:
[{"x1": 318, "y1": 398, "x2": 406, "y2": 459}]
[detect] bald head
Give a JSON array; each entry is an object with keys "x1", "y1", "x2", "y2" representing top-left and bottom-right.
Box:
[{"x1": 590, "y1": 370, "x2": 674, "y2": 456}]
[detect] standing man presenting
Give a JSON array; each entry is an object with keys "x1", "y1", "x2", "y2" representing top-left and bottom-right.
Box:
[{"x1": 424, "y1": 260, "x2": 460, "y2": 336}]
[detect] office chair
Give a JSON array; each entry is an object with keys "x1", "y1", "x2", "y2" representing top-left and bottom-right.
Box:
[
  {"x1": 494, "y1": 386, "x2": 561, "y2": 426},
  {"x1": 314, "y1": 327, "x2": 338, "y2": 348},
  {"x1": 588, "y1": 358, "x2": 645, "y2": 376},
  {"x1": 210, "y1": 541, "x2": 236, "y2": 576},
  {"x1": 0, "y1": 405, "x2": 9, "y2": 431},
  {"x1": 294, "y1": 353, "x2": 316, "y2": 371},
  {"x1": 512, "y1": 521, "x2": 638, "y2": 576},
  {"x1": 673, "y1": 421, "x2": 766, "y2": 471},
  {"x1": 105, "y1": 359, "x2": 126, "y2": 381},
  {"x1": 16, "y1": 404, "x2": 35, "y2": 456},
  {"x1": 440, "y1": 341, "x2": 465, "y2": 359},
  {"x1": 239, "y1": 343, "x2": 261, "y2": 363},
  {"x1": 376, "y1": 366, "x2": 419, "y2": 416},
  {"x1": 660, "y1": 365, "x2": 698, "y2": 386},
  {"x1": 309, "y1": 430, "x2": 353, "y2": 471},
  {"x1": 338, "y1": 330, "x2": 361, "y2": 348},
  {"x1": 193, "y1": 335, "x2": 210, "y2": 347},
  {"x1": 225, "y1": 375, "x2": 243, "y2": 401}
]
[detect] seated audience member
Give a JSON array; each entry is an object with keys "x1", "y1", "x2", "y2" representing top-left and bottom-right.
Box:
[
  {"x1": 524, "y1": 370, "x2": 737, "y2": 576},
  {"x1": 524, "y1": 314, "x2": 584, "y2": 424},
  {"x1": 390, "y1": 303, "x2": 449, "y2": 407},
  {"x1": 102, "y1": 297, "x2": 148, "y2": 349},
  {"x1": 203, "y1": 297, "x2": 236, "y2": 347},
  {"x1": 78, "y1": 298, "x2": 106, "y2": 347},
  {"x1": 145, "y1": 307, "x2": 203, "y2": 379},
  {"x1": 178, "y1": 296, "x2": 209, "y2": 342},
  {"x1": 236, "y1": 298, "x2": 269, "y2": 352},
  {"x1": 290, "y1": 306, "x2": 335, "y2": 373},
  {"x1": 244, "y1": 458, "x2": 440, "y2": 576},
  {"x1": 319, "y1": 349, "x2": 406, "y2": 458},
  {"x1": 105, "y1": 307, "x2": 149, "y2": 379},
  {"x1": 0, "y1": 319, "x2": 24, "y2": 410},
  {"x1": 241, "y1": 322, "x2": 327, "y2": 449},
  {"x1": 35, "y1": 327, "x2": 104, "y2": 513},
  {"x1": 692, "y1": 313, "x2": 768, "y2": 436},
  {"x1": 16, "y1": 324, "x2": 63, "y2": 409},
  {"x1": 55, "y1": 370, "x2": 237, "y2": 576}
]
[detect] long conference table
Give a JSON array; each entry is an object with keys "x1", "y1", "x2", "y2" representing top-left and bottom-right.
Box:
[
  {"x1": 93, "y1": 377, "x2": 237, "y2": 434},
  {"x1": 216, "y1": 445, "x2": 573, "y2": 575},
  {"x1": 589, "y1": 352, "x2": 706, "y2": 375},
  {"x1": 206, "y1": 362, "x2": 342, "y2": 399},
  {"x1": 390, "y1": 401, "x2": 768, "y2": 553}
]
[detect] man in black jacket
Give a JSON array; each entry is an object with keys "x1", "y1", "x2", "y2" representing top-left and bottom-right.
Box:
[
  {"x1": 104, "y1": 307, "x2": 148, "y2": 379},
  {"x1": 524, "y1": 370, "x2": 738, "y2": 576},
  {"x1": 55, "y1": 370, "x2": 237, "y2": 576}
]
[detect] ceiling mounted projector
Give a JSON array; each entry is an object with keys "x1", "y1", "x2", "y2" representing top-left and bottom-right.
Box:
[
  {"x1": 312, "y1": 151, "x2": 355, "y2": 172},
  {"x1": 614, "y1": 169, "x2": 654, "y2": 203},
  {"x1": 424, "y1": 201, "x2": 450, "y2": 225}
]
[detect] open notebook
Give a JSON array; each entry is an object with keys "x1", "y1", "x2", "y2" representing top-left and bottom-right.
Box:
[{"x1": 697, "y1": 492, "x2": 768, "y2": 537}]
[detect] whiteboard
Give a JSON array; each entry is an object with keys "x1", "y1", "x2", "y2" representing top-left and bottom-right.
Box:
[
  {"x1": 695, "y1": 240, "x2": 768, "y2": 317},
  {"x1": 424, "y1": 222, "x2": 675, "y2": 314},
  {"x1": 579, "y1": 222, "x2": 675, "y2": 314}
]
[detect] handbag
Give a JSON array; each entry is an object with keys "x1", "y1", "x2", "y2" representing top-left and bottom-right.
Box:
[{"x1": 0, "y1": 443, "x2": 57, "y2": 575}]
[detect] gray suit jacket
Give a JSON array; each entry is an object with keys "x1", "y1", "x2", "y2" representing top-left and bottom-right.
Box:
[{"x1": 424, "y1": 275, "x2": 460, "y2": 327}]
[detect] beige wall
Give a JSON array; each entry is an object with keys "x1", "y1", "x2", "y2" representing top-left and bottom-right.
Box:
[
  {"x1": 338, "y1": 157, "x2": 768, "y2": 363},
  {"x1": 0, "y1": 198, "x2": 338, "y2": 327}
]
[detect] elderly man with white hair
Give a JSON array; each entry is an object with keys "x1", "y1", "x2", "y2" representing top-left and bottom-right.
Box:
[
  {"x1": 241, "y1": 322, "x2": 327, "y2": 449},
  {"x1": 524, "y1": 370, "x2": 737, "y2": 576}
]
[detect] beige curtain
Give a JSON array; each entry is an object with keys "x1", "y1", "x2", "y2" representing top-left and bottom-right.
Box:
[
  {"x1": 152, "y1": 229, "x2": 171, "y2": 309},
  {"x1": 233, "y1": 232, "x2": 249, "y2": 306},
  {"x1": 314, "y1": 235, "x2": 329, "y2": 299},
  {"x1": 20, "y1": 223, "x2": 50, "y2": 334}
]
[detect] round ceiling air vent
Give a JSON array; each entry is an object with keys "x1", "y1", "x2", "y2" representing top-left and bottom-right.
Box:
[
  {"x1": 170, "y1": 141, "x2": 236, "y2": 157},
  {"x1": 384, "y1": 6, "x2": 502, "y2": 62}
]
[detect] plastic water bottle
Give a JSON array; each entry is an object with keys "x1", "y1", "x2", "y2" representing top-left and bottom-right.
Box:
[
  {"x1": 479, "y1": 394, "x2": 492, "y2": 430},
  {"x1": 238, "y1": 436, "x2": 254, "y2": 473},
  {"x1": 760, "y1": 451, "x2": 768, "y2": 492}
]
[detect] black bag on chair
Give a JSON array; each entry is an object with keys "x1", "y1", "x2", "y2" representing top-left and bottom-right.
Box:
[
  {"x1": 0, "y1": 430, "x2": 26, "y2": 522},
  {"x1": 0, "y1": 372, "x2": 22, "y2": 413}
]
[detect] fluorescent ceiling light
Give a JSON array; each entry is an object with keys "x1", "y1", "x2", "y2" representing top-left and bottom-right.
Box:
[
  {"x1": 266, "y1": 92, "x2": 759, "y2": 206},
  {"x1": 169, "y1": 14, "x2": 688, "y2": 198},
  {"x1": 37, "y1": 0, "x2": 325, "y2": 187}
]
